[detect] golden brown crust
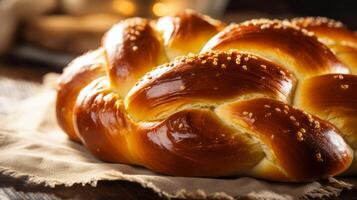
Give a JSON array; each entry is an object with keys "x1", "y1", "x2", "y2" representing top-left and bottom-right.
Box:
[
  {"x1": 74, "y1": 79, "x2": 264, "y2": 176},
  {"x1": 125, "y1": 51, "x2": 296, "y2": 121},
  {"x1": 296, "y1": 74, "x2": 357, "y2": 111},
  {"x1": 74, "y1": 78, "x2": 137, "y2": 163},
  {"x1": 296, "y1": 74, "x2": 357, "y2": 174},
  {"x1": 328, "y1": 45, "x2": 357, "y2": 74},
  {"x1": 135, "y1": 109, "x2": 263, "y2": 176},
  {"x1": 56, "y1": 49, "x2": 106, "y2": 142},
  {"x1": 290, "y1": 17, "x2": 357, "y2": 47},
  {"x1": 216, "y1": 98, "x2": 352, "y2": 181},
  {"x1": 291, "y1": 17, "x2": 357, "y2": 73},
  {"x1": 156, "y1": 9, "x2": 224, "y2": 59},
  {"x1": 103, "y1": 18, "x2": 167, "y2": 97},
  {"x1": 291, "y1": 17, "x2": 345, "y2": 29},
  {"x1": 202, "y1": 19, "x2": 350, "y2": 78}
]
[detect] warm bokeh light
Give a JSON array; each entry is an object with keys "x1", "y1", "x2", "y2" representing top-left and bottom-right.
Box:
[
  {"x1": 112, "y1": 0, "x2": 136, "y2": 16},
  {"x1": 152, "y1": 2, "x2": 169, "y2": 17}
]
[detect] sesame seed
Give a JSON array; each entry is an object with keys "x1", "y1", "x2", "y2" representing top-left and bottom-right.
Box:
[
  {"x1": 235, "y1": 58, "x2": 241, "y2": 64},
  {"x1": 283, "y1": 109, "x2": 288, "y2": 114},
  {"x1": 180, "y1": 85, "x2": 186, "y2": 91},
  {"x1": 248, "y1": 112, "x2": 253, "y2": 118},
  {"x1": 264, "y1": 104, "x2": 271, "y2": 108},
  {"x1": 283, "y1": 129, "x2": 291, "y2": 133},
  {"x1": 260, "y1": 64, "x2": 267, "y2": 69},
  {"x1": 243, "y1": 111, "x2": 249, "y2": 115},
  {"x1": 341, "y1": 84, "x2": 349, "y2": 90},
  {"x1": 265, "y1": 112, "x2": 272, "y2": 117},
  {"x1": 227, "y1": 56, "x2": 232, "y2": 61},
  {"x1": 201, "y1": 60, "x2": 207, "y2": 64},
  {"x1": 334, "y1": 74, "x2": 344, "y2": 79},
  {"x1": 294, "y1": 122, "x2": 300, "y2": 126},
  {"x1": 290, "y1": 116, "x2": 296, "y2": 121},
  {"x1": 244, "y1": 57, "x2": 249, "y2": 61},
  {"x1": 300, "y1": 128, "x2": 306, "y2": 133},
  {"x1": 213, "y1": 61, "x2": 218, "y2": 66},
  {"x1": 130, "y1": 36, "x2": 136, "y2": 41},
  {"x1": 279, "y1": 70, "x2": 286, "y2": 76},
  {"x1": 221, "y1": 64, "x2": 227, "y2": 69},
  {"x1": 296, "y1": 131, "x2": 304, "y2": 141},
  {"x1": 271, "y1": 134, "x2": 275, "y2": 139},
  {"x1": 314, "y1": 121, "x2": 320, "y2": 129},
  {"x1": 132, "y1": 46, "x2": 138, "y2": 51},
  {"x1": 315, "y1": 153, "x2": 323, "y2": 162},
  {"x1": 178, "y1": 123, "x2": 184, "y2": 128},
  {"x1": 261, "y1": 24, "x2": 270, "y2": 29},
  {"x1": 275, "y1": 108, "x2": 281, "y2": 112},
  {"x1": 296, "y1": 131, "x2": 303, "y2": 137},
  {"x1": 242, "y1": 65, "x2": 248, "y2": 70}
]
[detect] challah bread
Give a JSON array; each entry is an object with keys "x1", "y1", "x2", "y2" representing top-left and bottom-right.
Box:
[{"x1": 56, "y1": 10, "x2": 357, "y2": 181}]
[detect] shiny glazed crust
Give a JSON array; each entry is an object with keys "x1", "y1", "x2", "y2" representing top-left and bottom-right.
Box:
[
  {"x1": 56, "y1": 10, "x2": 357, "y2": 181},
  {"x1": 290, "y1": 17, "x2": 357, "y2": 73}
]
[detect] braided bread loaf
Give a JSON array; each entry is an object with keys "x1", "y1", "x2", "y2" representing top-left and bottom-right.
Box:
[{"x1": 56, "y1": 10, "x2": 357, "y2": 181}]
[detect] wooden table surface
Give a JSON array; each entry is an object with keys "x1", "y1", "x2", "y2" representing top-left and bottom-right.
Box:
[{"x1": 1, "y1": 57, "x2": 357, "y2": 200}]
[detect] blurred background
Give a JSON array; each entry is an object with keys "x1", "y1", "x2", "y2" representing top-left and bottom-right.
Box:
[{"x1": 0, "y1": 0, "x2": 356, "y2": 73}]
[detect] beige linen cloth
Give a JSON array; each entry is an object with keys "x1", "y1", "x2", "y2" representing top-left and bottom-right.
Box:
[{"x1": 0, "y1": 74, "x2": 356, "y2": 200}]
